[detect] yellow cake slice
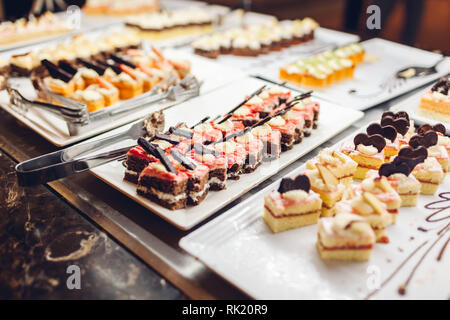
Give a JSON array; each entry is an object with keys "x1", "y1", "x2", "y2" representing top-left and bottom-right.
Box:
[
  {"x1": 317, "y1": 213, "x2": 375, "y2": 261},
  {"x1": 306, "y1": 148, "x2": 357, "y2": 186},
  {"x1": 412, "y1": 157, "x2": 444, "y2": 194}
]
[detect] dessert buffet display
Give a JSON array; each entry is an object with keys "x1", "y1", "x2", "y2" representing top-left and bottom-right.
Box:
[
  {"x1": 0, "y1": 12, "x2": 74, "y2": 50},
  {"x1": 279, "y1": 42, "x2": 365, "y2": 88},
  {"x1": 191, "y1": 18, "x2": 319, "y2": 59},
  {"x1": 90, "y1": 76, "x2": 363, "y2": 229},
  {"x1": 123, "y1": 85, "x2": 320, "y2": 210},
  {"x1": 260, "y1": 38, "x2": 450, "y2": 110},
  {"x1": 83, "y1": 0, "x2": 159, "y2": 15},
  {"x1": 418, "y1": 75, "x2": 450, "y2": 122},
  {"x1": 125, "y1": 8, "x2": 215, "y2": 40},
  {"x1": 180, "y1": 111, "x2": 450, "y2": 299},
  {"x1": 263, "y1": 110, "x2": 449, "y2": 260}
]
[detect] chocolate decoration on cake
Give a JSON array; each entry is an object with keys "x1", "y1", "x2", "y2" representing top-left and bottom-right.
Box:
[
  {"x1": 41, "y1": 59, "x2": 72, "y2": 83},
  {"x1": 168, "y1": 127, "x2": 194, "y2": 139},
  {"x1": 381, "y1": 110, "x2": 409, "y2": 122},
  {"x1": 417, "y1": 123, "x2": 446, "y2": 135},
  {"x1": 153, "y1": 133, "x2": 180, "y2": 145},
  {"x1": 99, "y1": 59, "x2": 122, "y2": 74},
  {"x1": 380, "y1": 116, "x2": 409, "y2": 136},
  {"x1": 278, "y1": 174, "x2": 310, "y2": 194},
  {"x1": 110, "y1": 54, "x2": 137, "y2": 69},
  {"x1": 409, "y1": 131, "x2": 438, "y2": 148},
  {"x1": 77, "y1": 58, "x2": 107, "y2": 75},
  {"x1": 193, "y1": 144, "x2": 220, "y2": 157},
  {"x1": 58, "y1": 60, "x2": 77, "y2": 75},
  {"x1": 171, "y1": 149, "x2": 197, "y2": 171},
  {"x1": 286, "y1": 91, "x2": 313, "y2": 107},
  {"x1": 353, "y1": 133, "x2": 386, "y2": 152},
  {"x1": 190, "y1": 116, "x2": 210, "y2": 129},
  {"x1": 379, "y1": 161, "x2": 412, "y2": 177},
  {"x1": 366, "y1": 123, "x2": 397, "y2": 142},
  {"x1": 218, "y1": 84, "x2": 267, "y2": 123},
  {"x1": 138, "y1": 137, "x2": 177, "y2": 174},
  {"x1": 394, "y1": 145, "x2": 427, "y2": 172}
]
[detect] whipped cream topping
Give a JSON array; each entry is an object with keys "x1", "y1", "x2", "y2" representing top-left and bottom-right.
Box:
[
  {"x1": 233, "y1": 106, "x2": 251, "y2": 117},
  {"x1": 215, "y1": 141, "x2": 236, "y2": 154},
  {"x1": 333, "y1": 212, "x2": 373, "y2": 235},
  {"x1": 268, "y1": 116, "x2": 286, "y2": 127},
  {"x1": 357, "y1": 144, "x2": 378, "y2": 156},
  {"x1": 251, "y1": 123, "x2": 272, "y2": 137},
  {"x1": 214, "y1": 119, "x2": 234, "y2": 132},
  {"x1": 282, "y1": 189, "x2": 308, "y2": 201}
]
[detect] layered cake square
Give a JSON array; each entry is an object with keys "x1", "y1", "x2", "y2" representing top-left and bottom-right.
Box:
[
  {"x1": 263, "y1": 174, "x2": 322, "y2": 233},
  {"x1": 317, "y1": 213, "x2": 375, "y2": 261}
]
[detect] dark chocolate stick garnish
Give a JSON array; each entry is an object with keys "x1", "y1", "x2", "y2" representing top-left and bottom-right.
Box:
[
  {"x1": 193, "y1": 143, "x2": 220, "y2": 157},
  {"x1": 58, "y1": 60, "x2": 77, "y2": 76},
  {"x1": 190, "y1": 116, "x2": 210, "y2": 129},
  {"x1": 218, "y1": 85, "x2": 267, "y2": 124},
  {"x1": 110, "y1": 54, "x2": 136, "y2": 69},
  {"x1": 153, "y1": 133, "x2": 180, "y2": 145},
  {"x1": 168, "y1": 126, "x2": 194, "y2": 139},
  {"x1": 171, "y1": 149, "x2": 196, "y2": 171},
  {"x1": 98, "y1": 59, "x2": 122, "y2": 74},
  {"x1": 285, "y1": 90, "x2": 313, "y2": 107},
  {"x1": 138, "y1": 137, "x2": 177, "y2": 174},
  {"x1": 41, "y1": 59, "x2": 72, "y2": 83},
  {"x1": 77, "y1": 58, "x2": 107, "y2": 75}
]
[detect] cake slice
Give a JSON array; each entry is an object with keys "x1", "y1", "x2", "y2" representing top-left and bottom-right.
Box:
[
  {"x1": 266, "y1": 116, "x2": 297, "y2": 151},
  {"x1": 137, "y1": 160, "x2": 189, "y2": 210},
  {"x1": 171, "y1": 150, "x2": 210, "y2": 206},
  {"x1": 355, "y1": 175, "x2": 401, "y2": 223},
  {"x1": 124, "y1": 145, "x2": 158, "y2": 183},
  {"x1": 335, "y1": 192, "x2": 392, "y2": 243},
  {"x1": 213, "y1": 140, "x2": 246, "y2": 180},
  {"x1": 306, "y1": 164, "x2": 345, "y2": 217},
  {"x1": 251, "y1": 123, "x2": 282, "y2": 161},
  {"x1": 186, "y1": 146, "x2": 228, "y2": 191},
  {"x1": 341, "y1": 133, "x2": 386, "y2": 179},
  {"x1": 263, "y1": 174, "x2": 322, "y2": 233},
  {"x1": 306, "y1": 148, "x2": 357, "y2": 186},
  {"x1": 418, "y1": 76, "x2": 450, "y2": 122},
  {"x1": 412, "y1": 157, "x2": 444, "y2": 194},
  {"x1": 234, "y1": 130, "x2": 264, "y2": 173},
  {"x1": 317, "y1": 213, "x2": 375, "y2": 261}
]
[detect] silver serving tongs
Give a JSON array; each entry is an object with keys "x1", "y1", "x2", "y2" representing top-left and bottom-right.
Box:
[
  {"x1": 7, "y1": 86, "x2": 90, "y2": 125},
  {"x1": 15, "y1": 111, "x2": 164, "y2": 186}
]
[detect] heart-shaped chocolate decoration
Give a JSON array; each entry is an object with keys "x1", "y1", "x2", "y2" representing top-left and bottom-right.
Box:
[
  {"x1": 395, "y1": 146, "x2": 427, "y2": 171},
  {"x1": 366, "y1": 123, "x2": 397, "y2": 142},
  {"x1": 381, "y1": 116, "x2": 409, "y2": 136},
  {"x1": 278, "y1": 174, "x2": 310, "y2": 194},
  {"x1": 354, "y1": 133, "x2": 386, "y2": 153},
  {"x1": 397, "y1": 145, "x2": 428, "y2": 159},
  {"x1": 382, "y1": 110, "x2": 410, "y2": 122},
  {"x1": 417, "y1": 123, "x2": 446, "y2": 135},
  {"x1": 379, "y1": 161, "x2": 411, "y2": 177},
  {"x1": 409, "y1": 131, "x2": 438, "y2": 148}
]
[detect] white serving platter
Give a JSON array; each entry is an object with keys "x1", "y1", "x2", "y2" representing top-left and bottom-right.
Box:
[
  {"x1": 390, "y1": 79, "x2": 450, "y2": 135},
  {"x1": 89, "y1": 77, "x2": 363, "y2": 230},
  {"x1": 259, "y1": 38, "x2": 450, "y2": 111},
  {"x1": 0, "y1": 49, "x2": 246, "y2": 147},
  {"x1": 180, "y1": 27, "x2": 359, "y2": 75},
  {"x1": 180, "y1": 133, "x2": 450, "y2": 299}
]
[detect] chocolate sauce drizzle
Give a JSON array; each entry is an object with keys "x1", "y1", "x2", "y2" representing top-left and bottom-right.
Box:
[{"x1": 366, "y1": 192, "x2": 450, "y2": 299}]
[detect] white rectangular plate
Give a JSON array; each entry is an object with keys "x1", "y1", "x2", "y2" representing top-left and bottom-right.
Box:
[
  {"x1": 180, "y1": 133, "x2": 450, "y2": 299},
  {"x1": 259, "y1": 38, "x2": 450, "y2": 111},
  {"x1": 90, "y1": 77, "x2": 363, "y2": 230},
  {"x1": 179, "y1": 27, "x2": 359, "y2": 75},
  {"x1": 390, "y1": 80, "x2": 450, "y2": 135},
  {"x1": 0, "y1": 49, "x2": 246, "y2": 147}
]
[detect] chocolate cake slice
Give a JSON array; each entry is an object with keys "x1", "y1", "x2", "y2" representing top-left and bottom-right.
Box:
[{"x1": 137, "y1": 160, "x2": 189, "y2": 210}]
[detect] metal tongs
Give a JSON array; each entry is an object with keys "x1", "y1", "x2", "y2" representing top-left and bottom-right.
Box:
[
  {"x1": 7, "y1": 75, "x2": 200, "y2": 136},
  {"x1": 15, "y1": 110, "x2": 164, "y2": 186},
  {"x1": 7, "y1": 86, "x2": 90, "y2": 125}
]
